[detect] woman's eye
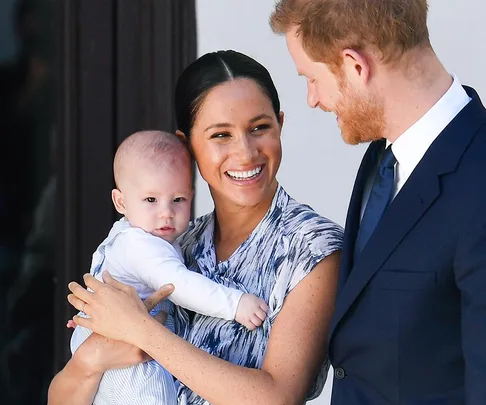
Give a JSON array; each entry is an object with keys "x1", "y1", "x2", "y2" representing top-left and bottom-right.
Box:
[
  {"x1": 252, "y1": 124, "x2": 270, "y2": 133},
  {"x1": 145, "y1": 197, "x2": 156, "y2": 203},
  {"x1": 173, "y1": 197, "x2": 186, "y2": 203},
  {"x1": 210, "y1": 132, "x2": 230, "y2": 139}
]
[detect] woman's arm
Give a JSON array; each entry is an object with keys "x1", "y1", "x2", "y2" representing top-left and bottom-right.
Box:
[
  {"x1": 47, "y1": 333, "x2": 153, "y2": 405},
  {"x1": 48, "y1": 286, "x2": 173, "y2": 405},
  {"x1": 69, "y1": 251, "x2": 340, "y2": 405},
  {"x1": 48, "y1": 353, "x2": 102, "y2": 405}
]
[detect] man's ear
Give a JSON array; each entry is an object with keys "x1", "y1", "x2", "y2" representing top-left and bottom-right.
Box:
[
  {"x1": 341, "y1": 48, "x2": 371, "y2": 88},
  {"x1": 111, "y1": 189, "x2": 126, "y2": 215}
]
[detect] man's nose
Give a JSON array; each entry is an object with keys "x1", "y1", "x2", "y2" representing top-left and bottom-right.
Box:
[{"x1": 307, "y1": 81, "x2": 319, "y2": 108}]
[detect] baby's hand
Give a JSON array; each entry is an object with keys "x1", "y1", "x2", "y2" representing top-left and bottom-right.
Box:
[
  {"x1": 235, "y1": 293, "x2": 268, "y2": 331},
  {"x1": 66, "y1": 319, "x2": 77, "y2": 328}
]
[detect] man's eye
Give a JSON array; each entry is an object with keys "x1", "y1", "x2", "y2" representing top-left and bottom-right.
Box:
[
  {"x1": 173, "y1": 197, "x2": 186, "y2": 203},
  {"x1": 145, "y1": 197, "x2": 156, "y2": 203}
]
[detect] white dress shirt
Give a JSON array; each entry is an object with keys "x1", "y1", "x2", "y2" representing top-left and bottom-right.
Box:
[{"x1": 361, "y1": 74, "x2": 471, "y2": 218}]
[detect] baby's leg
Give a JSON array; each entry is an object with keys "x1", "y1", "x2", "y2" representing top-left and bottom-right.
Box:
[
  {"x1": 70, "y1": 312, "x2": 93, "y2": 354},
  {"x1": 95, "y1": 360, "x2": 178, "y2": 405}
]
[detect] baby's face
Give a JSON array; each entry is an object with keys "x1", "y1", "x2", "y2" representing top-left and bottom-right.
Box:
[{"x1": 120, "y1": 162, "x2": 193, "y2": 243}]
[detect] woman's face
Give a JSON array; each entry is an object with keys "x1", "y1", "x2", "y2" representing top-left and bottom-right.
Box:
[{"x1": 189, "y1": 78, "x2": 283, "y2": 209}]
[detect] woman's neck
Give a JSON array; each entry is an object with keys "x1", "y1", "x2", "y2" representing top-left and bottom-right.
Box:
[{"x1": 211, "y1": 183, "x2": 278, "y2": 260}]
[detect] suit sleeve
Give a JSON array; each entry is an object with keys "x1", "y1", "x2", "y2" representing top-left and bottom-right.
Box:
[
  {"x1": 115, "y1": 230, "x2": 243, "y2": 321},
  {"x1": 454, "y1": 203, "x2": 486, "y2": 404}
]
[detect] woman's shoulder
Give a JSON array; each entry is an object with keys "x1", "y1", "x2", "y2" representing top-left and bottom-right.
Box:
[{"x1": 281, "y1": 192, "x2": 344, "y2": 241}]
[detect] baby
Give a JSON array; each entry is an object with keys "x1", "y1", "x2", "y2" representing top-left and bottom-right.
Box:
[{"x1": 70, "y1": 130, "x2": 268, "y2": 405}]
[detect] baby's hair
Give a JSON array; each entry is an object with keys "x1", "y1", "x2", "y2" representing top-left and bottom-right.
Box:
[{"x1": 113, "y1": 130, "x2": 191, "y2": 189}]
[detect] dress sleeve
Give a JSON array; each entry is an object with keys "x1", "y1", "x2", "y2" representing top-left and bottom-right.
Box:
[{"x1": 287, "y1": 219, "x2": 343, "y2": 294}]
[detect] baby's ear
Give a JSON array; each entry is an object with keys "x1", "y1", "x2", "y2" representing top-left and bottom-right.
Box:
[
  {"x1": 111, "y1": 189, "x2": 126, "y2": 215},
  {"x1": 175, "y1": 130, "x2": 188, "y2": 143}
]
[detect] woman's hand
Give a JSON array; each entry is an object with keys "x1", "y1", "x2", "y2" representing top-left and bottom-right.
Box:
[{"x1": 67, "y1": 271, "x2": 174, "y2": 345}]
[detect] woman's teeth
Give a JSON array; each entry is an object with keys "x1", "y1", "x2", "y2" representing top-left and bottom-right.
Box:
[{"x1": 226, "y1": 166, "x2": 262, "y2": 180}]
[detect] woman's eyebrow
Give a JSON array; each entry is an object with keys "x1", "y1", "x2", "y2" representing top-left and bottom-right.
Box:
[
  {"x1": 249, "y1": 114, "x2": 272, "y2": 123},
  {"x1": 204, "y1": 122, "x2": 233, "y2": 132},
  {"x1": 204, "y1": 114, "x2": 272, "y2": 132}
]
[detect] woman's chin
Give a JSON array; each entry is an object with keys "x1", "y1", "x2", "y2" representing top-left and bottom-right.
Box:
[{"x1": 223, "y1": 188, "x2": 270, "y2": 208}]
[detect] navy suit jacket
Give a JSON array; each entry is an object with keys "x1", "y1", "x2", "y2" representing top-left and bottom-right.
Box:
[{"x1": 329, "y1": 86, "x2": 486, "y2": 405}]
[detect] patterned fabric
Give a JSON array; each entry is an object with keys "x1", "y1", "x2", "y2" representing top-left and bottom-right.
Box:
[{"x1": 175, "y1": 185, "x2": 343, "y2": 404}]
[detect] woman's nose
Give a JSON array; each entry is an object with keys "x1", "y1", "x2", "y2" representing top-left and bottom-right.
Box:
[{"x1": 234, "y1": 135, "x2": 258, "y2": 162}]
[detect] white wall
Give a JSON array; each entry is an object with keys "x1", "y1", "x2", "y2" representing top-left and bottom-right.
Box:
[{"x1": 195, "y1": 1, "x2": 486, "y2": 403}]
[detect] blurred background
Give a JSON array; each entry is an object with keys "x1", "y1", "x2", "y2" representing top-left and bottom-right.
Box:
[
  {"x1": 0, "y1": 1, "x2": 196, "y2": 403},
  {"x1": 0, "y1": 1, "x2": 484, "y2": 404}
]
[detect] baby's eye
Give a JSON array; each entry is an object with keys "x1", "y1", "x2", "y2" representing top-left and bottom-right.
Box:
[
  {"x1": 173, "y1": 197, "x2": 186, "y2": 203},
  {"x1": 145, "y1": 197, "x2": 157, "y2": 203}
]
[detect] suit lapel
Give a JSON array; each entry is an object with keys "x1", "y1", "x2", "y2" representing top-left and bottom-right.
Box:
[{"x1": 330, "y1": 87, "x2": 486, "y2": 339}]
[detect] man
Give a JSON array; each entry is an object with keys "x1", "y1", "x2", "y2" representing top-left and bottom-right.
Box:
[{"x1": 271, "y1": 1, "x2": 486, "y2": 404}]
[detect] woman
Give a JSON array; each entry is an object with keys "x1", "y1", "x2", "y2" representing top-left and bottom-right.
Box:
[{"x1": 48, "y1": 51, "x2": 343, "y2": 405}]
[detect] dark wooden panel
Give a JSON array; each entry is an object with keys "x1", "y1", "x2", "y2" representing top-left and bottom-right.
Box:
[
  {"x1": 54, "y1": 0, "x2": 197, "y2": 369},
  {"x1": 116, "y1": 0, "x2": 197, "y2": 141},
  {"x1": 153, "y1": 0, "x2": 197, "y2": 132},
  {"x1": 78, "y1": 0, "x2": 116, "y2": 273},
  {"x1": 54, "y1": 0, "x2": 81, "y2": 371},
  {"x1": 115, "y1": 0, "x2": 152, "y2": 142},
  {"x1": 54, "y1": 0, "x2": 117, "y2": 368}
]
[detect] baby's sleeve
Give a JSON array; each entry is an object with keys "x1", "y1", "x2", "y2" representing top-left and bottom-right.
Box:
[{"x1": 114, "y1": 230, "x2": 244, "y2": 320}]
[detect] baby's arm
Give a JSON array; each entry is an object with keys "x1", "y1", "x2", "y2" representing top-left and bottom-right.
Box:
[{"x1": 116, "y1": 231, "x2": 267, "y2": 329}]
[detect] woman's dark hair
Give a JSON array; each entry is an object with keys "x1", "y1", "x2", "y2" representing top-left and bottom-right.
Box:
[{"x1": 175, "y1": 50, "x2": 281, "y2": 137}]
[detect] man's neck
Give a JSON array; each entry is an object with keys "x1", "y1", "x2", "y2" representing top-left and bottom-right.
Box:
[{"x1": 380, "y1": 51, "x2": 453, "y2": 143}]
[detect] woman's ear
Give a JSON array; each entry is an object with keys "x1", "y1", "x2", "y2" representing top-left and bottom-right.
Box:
[
  {"x1": 278, "y1": 111, "x2": 285, "y2": 128},
  {"x1": 111, "y1": 189, "x2": 126, "y2": 215}
]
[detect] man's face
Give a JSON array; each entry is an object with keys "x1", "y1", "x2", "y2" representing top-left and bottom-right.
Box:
[
  {"x1": 285, "y1": 28, "x2": 341, "y2": 113},
  {"x1": 285, "y1": 28, "x2": 385, "y2": 145}
]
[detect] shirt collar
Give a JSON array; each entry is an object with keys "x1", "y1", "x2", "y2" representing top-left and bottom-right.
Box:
[{"x1": 389, "y1": 74, "x2": 470, "y2": 176}]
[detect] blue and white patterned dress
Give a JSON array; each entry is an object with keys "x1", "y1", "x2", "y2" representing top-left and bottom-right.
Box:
[{"x1": 174, "y1": 185, "x2": 343, "y2": 404}]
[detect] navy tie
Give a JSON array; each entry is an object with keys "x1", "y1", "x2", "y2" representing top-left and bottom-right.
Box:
[{"x1": 354, "y1": 145, "x2": 396, "y2": 258}]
